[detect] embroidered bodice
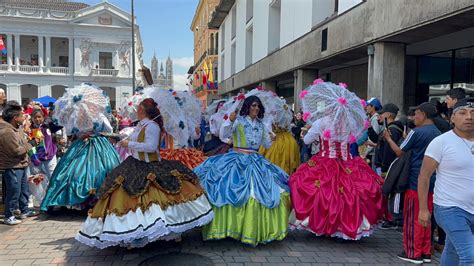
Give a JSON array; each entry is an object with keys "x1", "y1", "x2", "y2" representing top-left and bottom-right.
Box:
[{"x1": 221, "y1": 115, "x2": 272, "y2": 150}]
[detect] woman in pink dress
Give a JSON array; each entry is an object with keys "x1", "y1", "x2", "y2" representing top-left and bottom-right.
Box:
[{"x1": 289, "y1": 80, "x2": 384, "y2": 240}]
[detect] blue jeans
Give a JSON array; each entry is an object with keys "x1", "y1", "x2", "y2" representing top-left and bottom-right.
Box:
[
  {"x1": 434, "y1": 204, "x2": 474, "y2": 266},
  {"x1": 3, "y1": 168, "x2": 30, "y2": 218}
]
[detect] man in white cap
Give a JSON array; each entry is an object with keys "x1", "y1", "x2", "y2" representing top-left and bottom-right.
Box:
[{"x1": 418, "y1": 97, "x2": 474, "y2": 265}]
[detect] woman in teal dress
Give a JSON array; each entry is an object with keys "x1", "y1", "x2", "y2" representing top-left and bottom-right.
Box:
[
  {"x1": 40, "y1": 83, "x2": 120, "y2": 211},
  {"x1": 194, "y1": 95, "x2": 291, "y2": 246}
]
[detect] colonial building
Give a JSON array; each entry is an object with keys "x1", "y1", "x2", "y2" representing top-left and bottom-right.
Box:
[
  {"x1": 211, "y1": 0, "x2": 474, "y2": 111},
  {"x1": 189, "y1": 0, "x2": 220, "y2": 108},
  {"x1": 150, "y1": 51, "x2": 173, "y2": 90},
  {"x1": 0, "y1": 0, "x2": 145, "y2": 108}
]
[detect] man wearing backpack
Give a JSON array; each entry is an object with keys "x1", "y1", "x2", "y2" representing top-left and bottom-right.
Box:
[
  {"x1": 371, "y1": 103, "x2": 404, "y2": 229},
  {"x1": 384, "y1": 102, "x2": 441, "y2": 264}
]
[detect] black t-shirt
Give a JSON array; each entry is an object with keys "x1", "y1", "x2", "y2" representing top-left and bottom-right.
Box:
[{"x1": 374, "y1": 121, "x2": 403, "y2": 172}]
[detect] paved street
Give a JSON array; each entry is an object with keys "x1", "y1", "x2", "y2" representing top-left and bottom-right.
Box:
[{"x1": 0, "y1": 210, "x2": 440, "y2": 266}]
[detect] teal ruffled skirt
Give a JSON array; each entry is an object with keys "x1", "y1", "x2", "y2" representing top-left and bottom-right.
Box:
[{"x1": 40, "y1": 136, "x2": 120, "y2": 211}]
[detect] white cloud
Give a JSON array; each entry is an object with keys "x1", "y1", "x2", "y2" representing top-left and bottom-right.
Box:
[
  {"x1": 173, "y1": 74, "x2": 191, "y2": 91},
  {"x1": 172, "y1": 57, "x2": 194, "y2": 68}
]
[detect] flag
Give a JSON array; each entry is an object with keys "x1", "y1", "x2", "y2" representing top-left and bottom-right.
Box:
[{"x1": 202, "y1": 60, "x2": 209, "y2": 88}]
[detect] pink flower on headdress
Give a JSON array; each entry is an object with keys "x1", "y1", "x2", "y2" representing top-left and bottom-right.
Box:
[
  {"x1": 223, "y1": 114, "x2": 229, "y2": 120},
  {"x1": 339, "y1": 82, "x2": 348, "y2": 89},
  {"x1": 299, "y1": 90, "x2": 308, "y2": 99},
  {"x1": 237, "y1": 93, "x2": 246, "y2": 101},
  {"x1": 302, "y1": 112, "x2": 311, "y2": 122},
  {"x1": 337, "y1": 97, "x2": 347, "y2": 105},
  {"x1": 323, "y1": 129, "x2": 331, "y2": 139},
  {"x1": 349, "y1": 134, "x2": 357, "y2": 144},
  {"x1": 312, "y1": 78, "x2": 324, "y2": 85},
  {"x1": 360, "y1": 99, "x2": 367, "y2": 108},
  {"x1": 128, "y1": 101, "x2": 133, "y2": 106},
  {"x1": 364, "y1": 120, "x2": 370, "y2": 129},
  {"x1": 172, "y1": 91, "x2": 177, "y2": 96},
  {"x1": 256, "y1": 86, "x2": 264, "y2": 91}
]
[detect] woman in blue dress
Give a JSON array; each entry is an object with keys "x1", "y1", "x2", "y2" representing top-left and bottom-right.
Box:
[
  {"x1": 40, "y1": 84, "x2": 120, "y2": 211},
  {"x1": 194, "y1": 95, "x2": 291, "y2": 246}
]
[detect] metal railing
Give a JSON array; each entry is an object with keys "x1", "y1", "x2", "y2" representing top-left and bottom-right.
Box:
[
  {"x1": 91, "y1": 68, "x2": 119, "y2": 77},
  {"x1": 50, "y1": 67, "x2": 69, "y2": 75},
  {"x1": 0, "y1": 64, "x2": 8, "y2": 71}
]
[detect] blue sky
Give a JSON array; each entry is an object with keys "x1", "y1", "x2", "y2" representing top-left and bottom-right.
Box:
[{"x1": 81, "y1": 0, "x2": 198, "y2": 89}]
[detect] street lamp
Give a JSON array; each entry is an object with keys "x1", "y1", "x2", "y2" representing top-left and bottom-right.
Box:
[{"x1": 131, "y1": 0, "x2": 136, "y2": 94}]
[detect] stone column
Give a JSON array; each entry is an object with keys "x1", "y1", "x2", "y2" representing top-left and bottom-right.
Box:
[
  {"x1": 368, "y1": 42, "x2": 405, "y2": 109},
  {"x1": 293, "y1": 68, "x2": 318, "y2": 112},
  {"x1": 68, "y1": 37, "x2": 73, "y2": 75},
  {"x1": 6, "y1": 84, "x2": 21, "y2": 103},
  {"x1": 6, "y1": 34, "x2": 13, "y2": 71},
  {"x1": 45, "y1": 36, "x2": 51, "y2": 73},
  {"x1": 14, "y1": 34, "x2": 20, "y2": 69},
  {"x1": 38, "y1": 36, "x2": 44, "y2": 72},
  {"x1": 39, "y1": 85, "x2": 51, "y2": 97},
  {"x1": 260, "y1": 80, "x2": 276, "y2": 92}
]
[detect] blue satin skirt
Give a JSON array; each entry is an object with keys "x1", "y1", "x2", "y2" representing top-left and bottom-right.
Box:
[
  {"x1": 40, "y1": 136, "x2": 120, "y2": 211},
  {"x1": 194, "y1": 150, "x2": 289, "y2": 209}
]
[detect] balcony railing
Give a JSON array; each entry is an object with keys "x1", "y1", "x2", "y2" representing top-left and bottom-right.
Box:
[
  {"x1": 91, "y1": 68, "x2": 119, "y2": 77},
  {"x1": 18, "y1": 65, "x2": 40, "y2": 73},
  {"x1": 50, "y1": 67, "x2": 69, "y2": 75},
  {"x1": 0, "y1": 64, "x2": 8, "y2": 71}
]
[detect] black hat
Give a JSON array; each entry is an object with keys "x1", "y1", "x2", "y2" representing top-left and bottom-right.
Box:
[
  {"x1": 453, "y1": 97, "x2": 474, "y2": 113},
  {"x1": 416, "y1": 102, "x2": 437, "y2": 119},
  {"x1": 378, "y1": 103, "x2": 399, "y2": 115}
]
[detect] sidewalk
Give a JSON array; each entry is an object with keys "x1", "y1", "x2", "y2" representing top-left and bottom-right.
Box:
[{"x1": 0, "y1": 209, "x2": 441, "y2": 265}]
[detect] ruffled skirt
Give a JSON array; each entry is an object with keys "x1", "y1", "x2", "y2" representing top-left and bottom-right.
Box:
[
  {"x1": 76, "y1": 157, "x2": 214, "y2": 249},
  {"x1": 289, "y1": 155, "x2": 384, "y2": 240},
  {"x1": 194, "y1": 151, "x2": 290, "y2": 245},
  {"x1": 259, "y1": 131, "x2": 300, "y2": 175},
  {"x1": 160, "y1": 148, "x2": 207, "y2": 169},
  {"x1": 40, "y1": 136, "x2": 120, "y2": 211}
]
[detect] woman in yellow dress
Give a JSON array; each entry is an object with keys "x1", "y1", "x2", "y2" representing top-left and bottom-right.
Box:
[{"x1": 259, "y1": 97, "x2": 300, "y2": 175}]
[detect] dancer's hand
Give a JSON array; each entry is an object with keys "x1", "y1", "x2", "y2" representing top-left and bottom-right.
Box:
[
  {"x1": 229, "y1": 112, "x2": 237, "y2": 122},
  {"x1": 270, "y1": 132, "x2": 276, "y2": 141},
  {"x1": 119, "y1": 139, "x2": 129, "y2": 147}
]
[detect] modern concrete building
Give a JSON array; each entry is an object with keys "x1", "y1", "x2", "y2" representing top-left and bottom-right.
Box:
[
  {"x1": 0, "y1": 0, "x2": 145, "y2": 108},
  {"x1": 210, "y1": 0, "x2": 474, "y2": 111},
  {"x1": 190, "y1": 0, "x2": 220, "y2": 109}
]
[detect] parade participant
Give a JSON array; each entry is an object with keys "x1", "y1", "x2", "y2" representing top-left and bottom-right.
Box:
[
  {"x1": 160, "y1": 90, "x2": 207, "y2": 168},
  {"x1": 194, "y1": 95, "x2": 290, "y2": 246},
  {"x1": 40, "y1": 83, "x2": 120, "y2": 211},
  {"x1": 259, "y1": 96, "x2": 300, "y2": 175},
  {"x1": 27, "y1": 108, "x2": 61, "y2": 206},
  {"x1": 203, "y1": 100, "x2": 231, "y2": 156},
  {"x1": 290, "y1": 80, "x2": 384, "y2": 240},
  {"x1": 145, "y1": 88, "x2": 207, "y2": 169},
  {"x1": 76, "y1": 98, "x2": 213, "y2": 249},
  {"x1": 115, "y1": 92, "x2": 145, "y2": 161}
]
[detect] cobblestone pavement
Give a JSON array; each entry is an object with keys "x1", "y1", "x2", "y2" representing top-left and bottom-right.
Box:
[{"x1": 0, "y1": 210, "x2": 441, "y2": 265}]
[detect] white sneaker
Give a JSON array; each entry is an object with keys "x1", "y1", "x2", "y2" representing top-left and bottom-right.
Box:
[{"x1": 4, "y1": 216, "x2": 22, "y2": 225}]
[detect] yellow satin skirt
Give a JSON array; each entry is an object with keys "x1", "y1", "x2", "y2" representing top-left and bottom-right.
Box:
[{"x1": 259, "y1": 131, "x2": 300, "y2": 175}]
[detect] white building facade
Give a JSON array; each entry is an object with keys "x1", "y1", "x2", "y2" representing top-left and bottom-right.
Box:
[
  {"x1": 0, "y1": 0, "x2": 144, "y2": 108},
  {"x1": 212, "y1": 0, "x2": 474, "y2": 111},
  {"x1": 217, "y1": 0, "x2": 362, "y2": 83}
]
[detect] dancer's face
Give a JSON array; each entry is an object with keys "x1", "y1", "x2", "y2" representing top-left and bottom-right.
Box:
[
  {"x1": 249, "y1": 101, "x2": 260, "y2": 119},
  {"x1": 137, "y1": 104, "x2": 146, "y2": 120}
]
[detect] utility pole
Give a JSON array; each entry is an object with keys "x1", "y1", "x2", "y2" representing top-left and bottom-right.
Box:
[{"x1": 131, "y1": 0, "x2": 136, "y2": 94}]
